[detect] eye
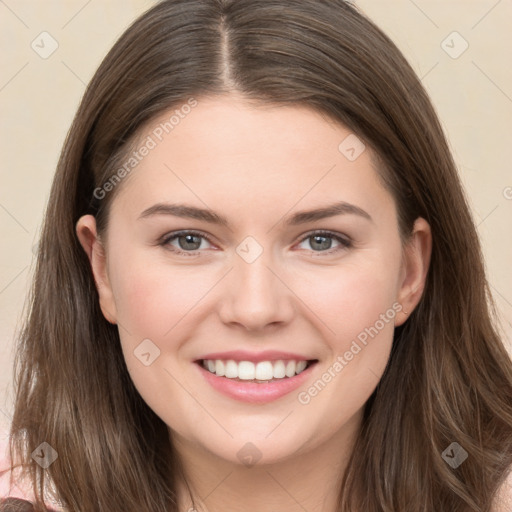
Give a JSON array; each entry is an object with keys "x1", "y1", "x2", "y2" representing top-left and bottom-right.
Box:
[
  {"x1": 158, "y1": 229, "x2": 352, "y2": 257},
  {"x1": 296, "y1": 230, "x2": 352, "y2": 254},
  {"x1": 160, "y1": 230, "x2": 215, "y2": 255}
]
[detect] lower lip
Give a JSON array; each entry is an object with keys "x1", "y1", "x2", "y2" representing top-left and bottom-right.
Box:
[{"x1": 195, "y1": 361, "x2": 317, "y2": 404}]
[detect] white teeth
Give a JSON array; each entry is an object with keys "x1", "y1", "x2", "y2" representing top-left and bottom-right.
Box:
[
  {"x1": 215, "y1": 360, "x2": 225, "y2": 377},
  {"x1": 296, "y1": 360, "x2": 307, "y2": 373},
  {"x1": 201, "y1": 358, "x2": 311, "y2": 380},
  {"x1": 272, "y1": 360, "x2": 286, "y2": 378},
  {"x1": 255, "y1": 361, "x2": 274, "y2": 380},
  {"x1": 285, "y1": 360, "x2": 296, "y2": 377},
  {"x1": 225, "y1": 360, "x2": 238, "y2": 378},
  {"x1": 238, "y1": 361, "x2": 255, "y2": 380}
]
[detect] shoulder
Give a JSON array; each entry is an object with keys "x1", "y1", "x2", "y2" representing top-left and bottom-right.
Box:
[
  {"x1": 493, "y1": 467, "x2": 512, "y2": 512},
  {"x1": 0, "y1": 429, "x2": 35, "y2": 504},
  {"x1": 0, "y1": 497, "x2": 36, "y2": 511},
  {"x1": 0, "y1": 428, "x2": 63, "y2": 512},
  {"x1": 0, "y1": 497, "x2": 61, "y2": 511}
]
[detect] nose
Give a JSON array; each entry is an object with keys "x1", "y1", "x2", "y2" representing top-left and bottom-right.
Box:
[{"x1": 217, "y1": 249, "x2": 295, "y2": 332}]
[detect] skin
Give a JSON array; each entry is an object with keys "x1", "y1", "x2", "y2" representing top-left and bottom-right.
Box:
[{"x1": 76, "y1": 95, "x2": 432, "y2": 512}]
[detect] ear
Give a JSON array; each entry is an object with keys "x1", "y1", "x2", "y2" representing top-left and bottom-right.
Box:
[
  {"x1": 395, "y1": 217, "x2": 432, "y2": 327},
  {"x1": 75, "y1": 215, "x2": 118, "y2": 324}
]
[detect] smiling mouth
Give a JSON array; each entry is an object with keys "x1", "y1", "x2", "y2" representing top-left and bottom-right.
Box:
[{"x1": 196, "y1": 359, "x2": 318, "y2": 383}]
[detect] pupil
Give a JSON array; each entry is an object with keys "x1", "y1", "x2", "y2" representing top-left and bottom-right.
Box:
[
  {"x1": 179, "y1": 234, "x2": 201, "y2": 250},
  {"x1": 311, "y1": 235, "x2": 331, "y2": 251}
]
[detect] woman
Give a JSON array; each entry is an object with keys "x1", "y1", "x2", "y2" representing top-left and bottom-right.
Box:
[{"x1": 2, "y1": 0, "x2": 512, "y2": 510}]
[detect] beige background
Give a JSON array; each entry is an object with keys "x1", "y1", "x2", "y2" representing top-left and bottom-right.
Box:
[{"x1": 1, "y1": 0, "x2": 511, "y2": 430}]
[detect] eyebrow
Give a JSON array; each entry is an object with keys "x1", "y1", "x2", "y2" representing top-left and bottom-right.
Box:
[{"x1": 138, "y1": 201, "x2": 373, "y2": 226}]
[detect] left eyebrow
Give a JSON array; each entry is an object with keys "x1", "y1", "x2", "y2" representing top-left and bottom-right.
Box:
[
  {"x1": 284, "y1": 201, "x2": 373, "y2": 225},
  {"x1": 137, "y1": 200, "x2": 373, "y2": 226}
]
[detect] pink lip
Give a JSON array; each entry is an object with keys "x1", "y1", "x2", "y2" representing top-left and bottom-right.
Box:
[
  {"x1": 195, "y1": 350, "x2": 312, "y2": 363},
  {"x1": 194, "y1": 360, "x2": 318, "y2": 404}
]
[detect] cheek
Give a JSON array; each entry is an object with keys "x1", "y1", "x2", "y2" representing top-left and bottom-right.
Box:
[
  {"x1": 291, "y1": 248, "x2": 401, "y2": 417},
  {"x1": 107, "y1": 254, "x2": 210, "y2": 424},
  {"x1": 291, "y1": 249, "x2": 402, "y2": 344},
  {"x1": 108, "y1": 250, "x2": 207, "y2": 338}
]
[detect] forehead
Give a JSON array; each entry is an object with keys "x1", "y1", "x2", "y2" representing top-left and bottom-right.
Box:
[{"x1": 108, "y1": 96, "x2": 394, "y2": 225}]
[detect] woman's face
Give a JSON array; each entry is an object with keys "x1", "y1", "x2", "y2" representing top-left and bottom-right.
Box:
[{"x1": 77, "y1": 95, "x2": 430, "y2": 466}]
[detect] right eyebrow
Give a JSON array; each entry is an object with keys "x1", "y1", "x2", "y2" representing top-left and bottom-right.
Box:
[{"x1": 138, "y1": 203, "x2": 229, "y2": 226}]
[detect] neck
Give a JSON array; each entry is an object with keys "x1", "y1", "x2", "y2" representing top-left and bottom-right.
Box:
[{"x1": 172, "y1": 409, "x2": 363, "y2": 512}]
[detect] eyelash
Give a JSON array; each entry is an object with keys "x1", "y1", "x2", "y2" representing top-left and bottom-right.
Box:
[{"x1": 159, "y1": 229, "x2": 352, "y2": 257}]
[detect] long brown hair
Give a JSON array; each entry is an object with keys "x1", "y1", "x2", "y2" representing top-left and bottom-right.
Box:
[{"x1": 7, "y1": 1, "x2": 512, "y2": 511}]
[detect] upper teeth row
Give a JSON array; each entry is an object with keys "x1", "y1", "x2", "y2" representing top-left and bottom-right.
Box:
[{"x1": 202, "y1": 359, "x2": 308, "y2": 380}]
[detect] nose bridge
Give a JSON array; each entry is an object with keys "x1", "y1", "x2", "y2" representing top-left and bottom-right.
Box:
[{"x1": 218, "y1": 236, "x2": 294, "y2": 330}]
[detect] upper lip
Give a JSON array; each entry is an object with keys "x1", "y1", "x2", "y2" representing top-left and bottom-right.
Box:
[{"x1": 195, "y1": 350, "x2": 315, "y2": 363}]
